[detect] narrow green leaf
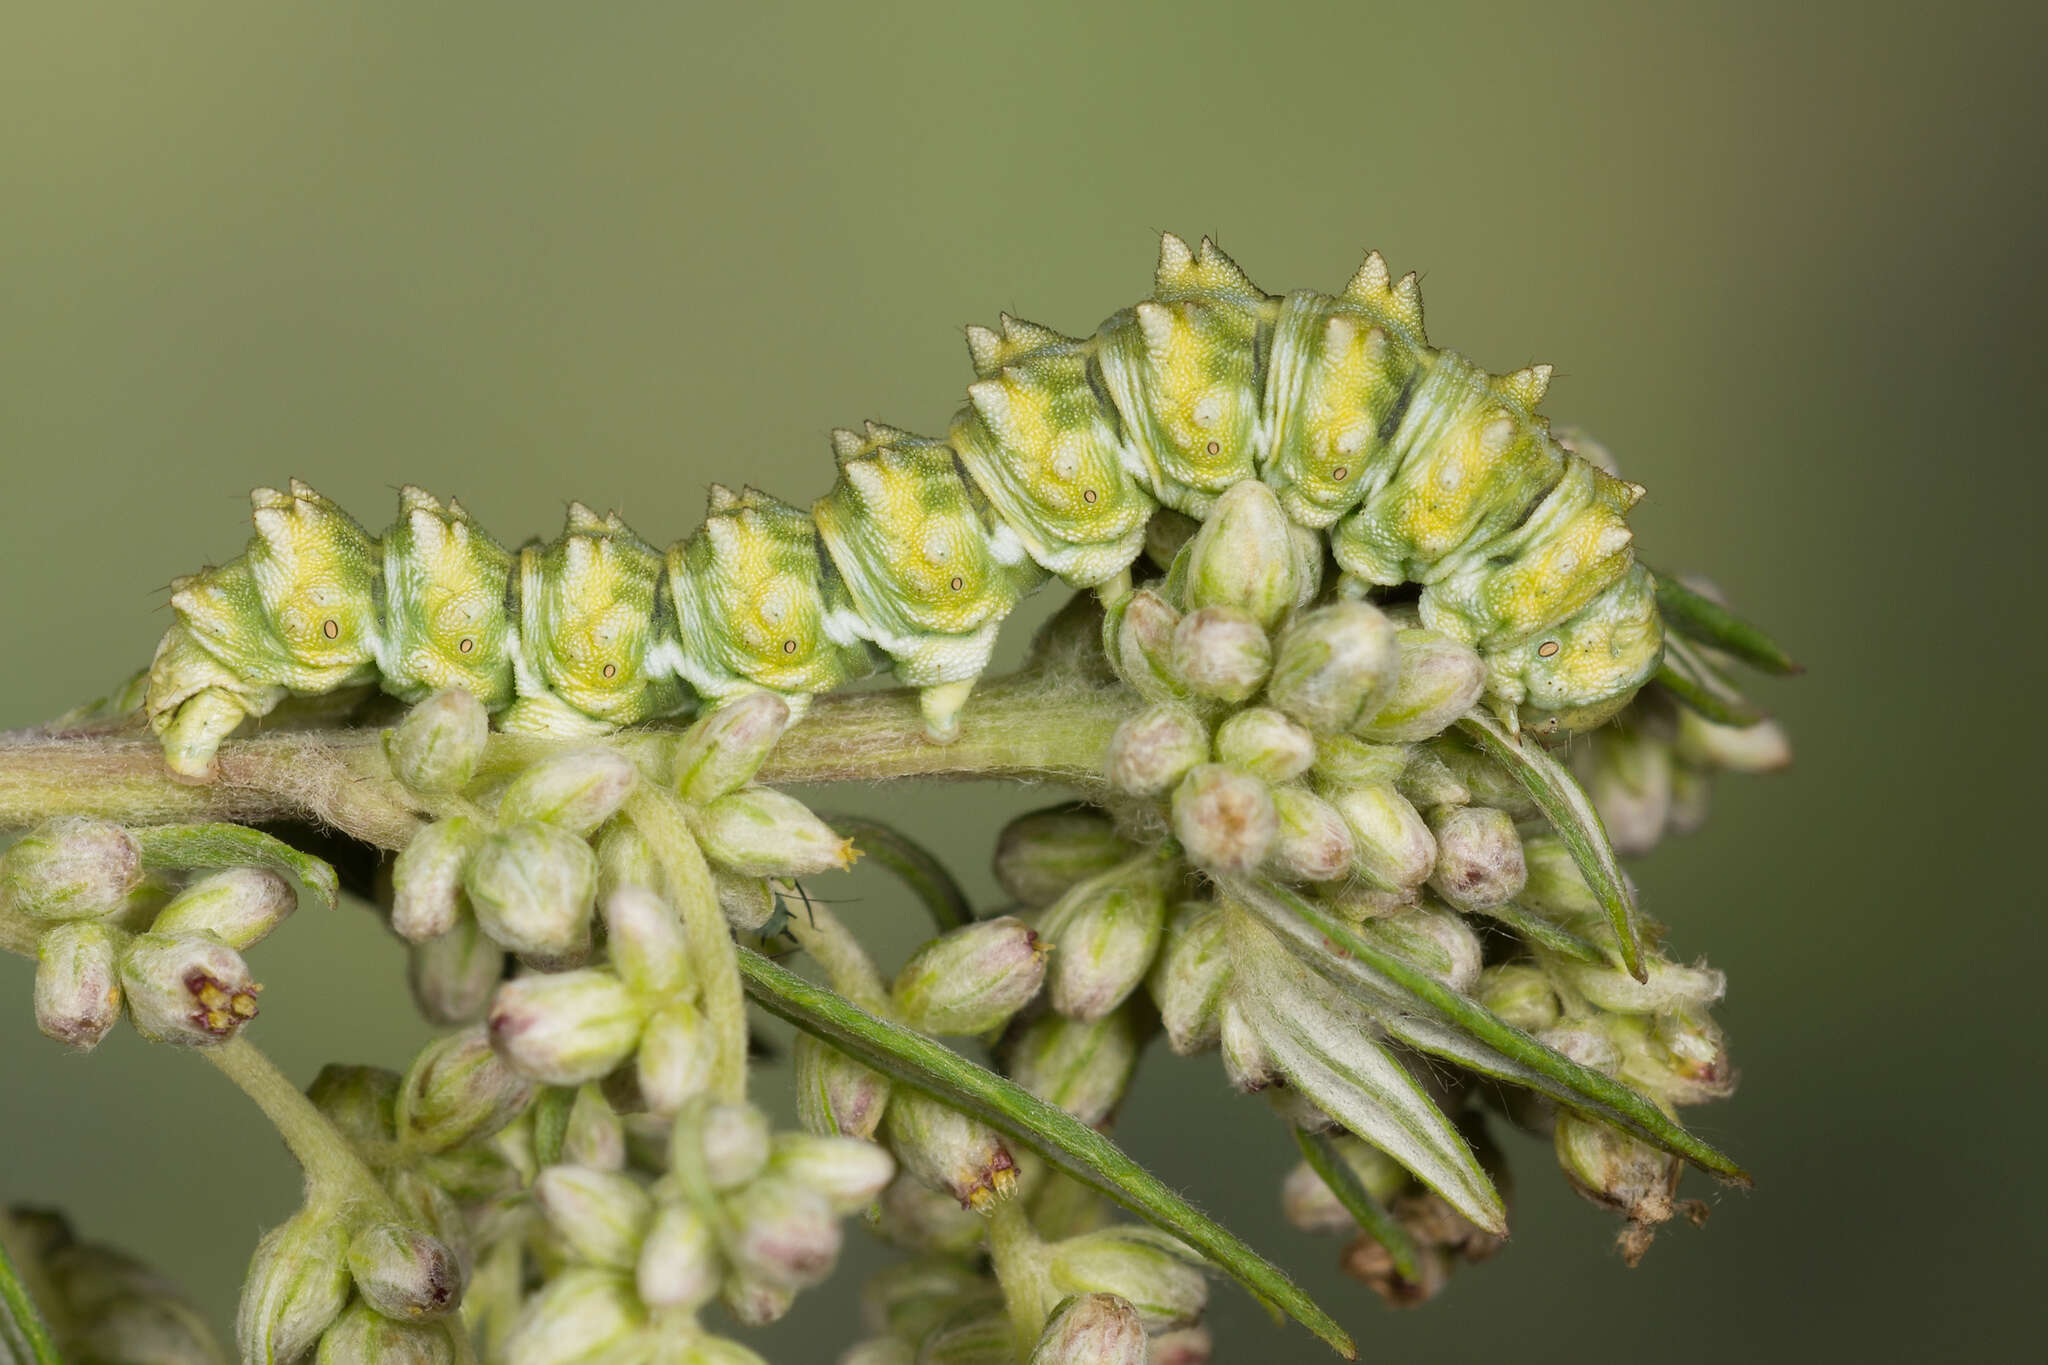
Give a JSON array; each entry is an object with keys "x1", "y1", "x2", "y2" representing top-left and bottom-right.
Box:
[
  {"x1": 1472, "y1": 902, "x2": 1610, "y2": 965},
  {"x1": 1656, "y1": 635, "x2": 1765, "y2": 727},
  {"x1": 1456, "y1": 714, "x2": 1645, "y2": 980},
  {"x1": 1650, "y1": 569, "x2": 1801, "y2": 676},
  {"x1": 130, "y1": 823, "x2": 339, "y2": 910},
  {"x1": 823, "y1": 814, "x2": 973, "y2": 932},
  {"x1": 1292, "y1": 1127, "x2": 1422, "y2": 1282},
  {"x1": 1229, "y1": 878, "x2": 1750, "y2": 1185},
  {"x1": 0, "y1": 1224, "x2": 63, "y2": 1365},
  {"x1": 737, "y1": 946, "x2": 1356, "y2": 1359}
]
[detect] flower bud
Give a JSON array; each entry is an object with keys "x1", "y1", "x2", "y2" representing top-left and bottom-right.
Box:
[
  {"x1": 602, "y1": 885, "x2": 690, "y2": 997},
  {"x1": 916, "y1": 1308, "x2": 1015, "y2": 1365},
  {"x1": 500, "y1": 1267, "x2": 646, "y2": 1365},
  {"x1": 870, "y1": 1173, "x2": 991, "y2": 1254},
  {"x1": 497, "y1": 747, "x2": 638, "y2": 835},
  {"x1": 1265, "y1": 787, "x2": 1356, "y2": 883},
  {"x1": 534, "y1": 1167, "x2": 653, "y2": 1270},
  {"x1": 1148, "y1": 1325, "x2": 1215, "y2": 1365},
  {"x1": 1518, "y1": 835, "x2": 1605, "y2": 927},
  {"x1": 236, "y1": 1205, "x2": 352, "y2": 1364},
  {"x1": 1329, "y1": 784, "x2": 1435, "y2": 896},
  {"x1": 1553, "y1": 1113, "x2": 1681, "y2": 1263},
  {"x1": 1281, "y1": 1136, "x2": 1407, "y2": 1233},
  {"x1": 1581, "y1": 726, "x2": 1672, "y2": 857},
  {"x1": 1037, "y1": 854, "x2": 1173, "y2": 1021},
  {"x1": 1266, "y1": 603, "x2": 1398, "y2": 733},
  {"x1": 1425, "y1": 736, "x2": 1537, "y2": 818},
  {"x1": 1549, "y1": 955, "x2": 1726, "y2": 1015},
  {"x1": 317, "y1": 1302, "x2": 455, "y2": 1364},
  {"x1": 693, "y1": 1101, "x2": 773, "y2": 1191},
  {"x1": 1425, "y1": 805, "x2": 1526, "y2": 911},
  {"x1": 1674, "y1": 710, "x2": 1791, "y2": 773},
  {"x1": 636, "y1": 1200, "x2": 720, "y2": 1310},
  {"x1": 1476, "y1": 964, "x2": 1561, "y2": 1033},
  {"x1": 674, "y1": 690, "x2": 793, "y2": 804},
  {"x1": 794, "y1": 1033, "x2": 892, "y2": 1140},
  {"x1": 719, "y1": 1271, "x2": 796, "y2": 1327},
  {"x1": 391, "y1": 817, "x2": 486, "y2": 944},
  {"x1": 1106, "y1": 589, "x2": 1186, "y2": 701},
  {"x1": 1002, "y1": 1008, "x2": 1140, "y2": 1128},
  {"x1": 1, "y1": 818, "x2": 141, "y2": 922},
  {"x1": 561, "y1": 1084, "x2": 626, "y2": 1171},
  {"x1": 637, "y1": 1001, "x2": 718, "y2": 1115},
  {"x1": 722, "y1": 1176, "x2": 841, "y2": 1289},
  {"x1": 1635, "y1": 1010, "x2": 1736, "y2": 1105},
  {"x1": 1170, "y1": 606, "x2": 1271, "y2": 704},
  {"x1": 385, "y1": 689, "x2": 489, "y2": 796},
  {"x1": 1183, "y1": 479, "x2": 1297, "y2": 627},
  {"x1": 767, "y1": 1133, "x2": 896, "y2": 1215},
  {"x1": 1045, "y1": 1227, "x2": 1207, "y2": 1332},
  {"x1": 306, "y1": 1064, "x2": 398, "y2": 1146},
  {"x1": 993, "y1": 806, "x2": 1131, "y2": 908},
  {"x1": 1105, "y1": 703, "x2": 1211, "y2": 797},
  {"x1": 151, "y1": 867, "x2": 296, "y2": 949},
  {"x1": 882, "y1": 1091, "x2": 1018, "y2": 1210},
  {"x1": 463, "y1": 822, "x2": 599, "y2": 962},
  {"x1": 1352, "y1": 629, "x2": 1487, "y2": 742},
  {"x1": 487, "y1": 969, "x2": 644, "y2": 1084},
  {"x1": 891, "y1": 916, "x2": 1049, "y2": 1035},
  {"x1": 396, "y1": 1025, "x2": 535, "y2": 1154},
  {"x1": 1170, "y1": 764, "x2": 1277, "y2": 875},
  {"x1": 1029, "y1": 1292, "x2": 1147, "y2": 1365},
  {"x1": 1536, "y1": 1023, "x2": 1622, "y2": 1075},
  {"x1": 35, "y1": 920, "x2": 123, "y2": 1050},
  {"x1": 1147, "y1": 900, "x2": 1230, "y2": 1055},
  {"x1": 1310, "y1": 733, "x2": 1411, "y2": 788},
  {"x1": 694, "y1": 788, "x2": 855, "y2": 878},
  {"x1": 407, "y1": 912, "x2": 503, "y2": 1024},
  {"x1": 1351, "y1": 905, "x2": 1483, "y2": 994},
  {"x1": 1212, "y1": 707, "x2": 1314, "y2": 783},
  {"x1": 347, "y1": 1221, "x2": 463, "y2": 1320},
  {"x1": 1218, "y1": 997, "x2": 1277, "y2": 1092},
  {"x1": 119, "y1": 931, "x2": 260, "y2": 1045},
  {"x1": 715, "y1": 869, "x2": 777, "y2": 932},
  {"x1": 858, "y1": 1256, "x2": 992, "y2": 1342}
]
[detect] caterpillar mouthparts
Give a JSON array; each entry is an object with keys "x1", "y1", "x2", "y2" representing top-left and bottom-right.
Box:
[{"x1": 146, "y1": 235, "x2": 1663, "y2": 782}]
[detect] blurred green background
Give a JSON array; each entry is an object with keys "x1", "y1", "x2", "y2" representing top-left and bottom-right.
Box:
[{"x1": 2, "y1": 1, "x2": 2040, "y2": 1358}]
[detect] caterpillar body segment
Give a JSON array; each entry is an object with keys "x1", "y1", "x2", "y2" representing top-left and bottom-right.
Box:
[{"x1": 146, "y1": 235, "x2": 1665, "y2": 781}]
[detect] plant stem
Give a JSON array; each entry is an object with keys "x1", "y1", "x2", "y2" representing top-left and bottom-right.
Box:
[
  {"x1": 779, "y1": 899, "x2": 889, "y2": 1010},
  {"x1": 987, "y1": 1197, "x2": 1051, "y2": 1361},
  {"x1": 200, "y1": 1036, "x2": 399, "y2": 1216}
]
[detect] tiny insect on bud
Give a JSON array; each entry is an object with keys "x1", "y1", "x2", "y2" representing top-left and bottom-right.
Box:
[
  {"x1": 891, "y1": 916, "x2": 1049, "y2": 1036},
  {"x1": 486, "y1": 969, "x2": 645, "y2": 1085},
  {"x1": 882, "y1": 1091, "x2": 1018, "y2": 1211},
  {"x1": 347, "y1": 1221, "x2": 463, "y2": 1320},
  {"x1": 534, "y1": 1166, "x2": 653, "y2": 1270},
  {"x1": 1147, "y1": 900, "x2": 1231, "y2": 1055},
  {"x1": 1170, "y1": 605, "x2": 1272, "y2": 704},
  {"x1": 1266, "y1": 603, "x2": 1399, "y2": 734},
  {"x1": 1171, "y1": 764, "x2": 1278, "y2": 876},
  {"x1": 34, "y1": 920, "x2": 123, "y2": 1050},
  {"x1": 119, "y1": 931, "x2": 260, "y2": 1046},
  {"x1": 149, "y1": 866, "x2": 297, "y2": 950},
  {"x1": 1476, "y1": 964, "x2": 1562, "y2": 1033},
  {"x1": 1329, "y1": 783, "x2": 1436, "y2": 896},
  {"x1": 464, "y1": 821, "x2": 600, "y2": 963},
  {"x1": 1552, "y1": 1112, "x2": 1682, "y2": 1263},
  {"x1": 1029, "y1": 1291, "x2": 1148, "y2": 1365},
  {"x1": 1183, "y1": 479, "x2": 1299, "y2": 628},
  {"x1": 497, "y1": 747, "x2": 639, "y2": 836},
  {"x1": 674, "y1": 690, "x2": 793, "y2": 804},
  {"x1": 1, "y1": 817, "x2": 141, "y2": 922},
  {"x1": 693, "y1": 1101, "x2": 773, "y2": 1192},
  {"x1": 385, "y1": 688, "x2": 490, "y2": 796},
  {"x1": 391, "y1": 817, "x2": 486, "y2": 944},
  {"x1": 636, "y1": 1001, "x2": 718, "y2": 1115},
  {"x1": 1425, "y1": 805, "x2": 1527, "y2": 911},
  {"x1": 499, "y1": 1267, "x2": 647, "y2": 1365},
  {"x1": 992, "y1": 805, "x2": 1132, "y2": 908},
  {"x1": 395, "y1": 1025, "x2": 535, "y2": 1154},
  {"x1": 1045, "y1": 1227, "x2": 1208, "y2": 1332},
  {"x1": 602, "y1": 885, "x2": 690, "y2": 997},
  {"x1": 1580, "y1": 725, "x2": 1672, "y2": 857},
  {"x1": 693, "y1": 787, "x2": 856, "y2": 878},
  {"x1": 721, "y1": 1176, "x2": 842, "y2": 1289},
  {"x1": 1106, "y1": 588, "x2": 1187, "y2": 701},
  {"x1": 714, "y1": 868, "x2": 777, "y2": 932},
  {"x1": 1265, "y1": 787, "x2": 1356, "y2": 883},
  {"x1": 407, "y1": 911, "x2": 503, "y2": 1025},
  {"x1": 1002, "y1": 1007, "x2": 1141, "y2": 1129},
  {"x1": 236, "y1": 1204, "x2": 352, "y2": 1364},
  {"x1": 1036, "y1": 853, "x2": 1174, "y2": 1021},
  {"x1": 1352, "y1": 628, "x2": 1487, "y2": 742},
  {"x1": 316, "y1": 1302, "x2": 455, "y2": 1365},
  {"x1": 1213, "y1": 707, "x2": 1315, "y2": 783},
  {"x1": 636, "y1": 1199, "x2": 721, "y2": 1310},
  {"x1": 1104, "y1": 702, "x2": 1211, "y2": 797},
  {"x1": 766, "y1": 1133, "x2": 896, "y2": 1215}
]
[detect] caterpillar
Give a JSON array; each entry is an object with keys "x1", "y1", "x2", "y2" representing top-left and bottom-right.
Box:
[{"x1": 145, "y1": 235, "x2": 1663, "y2": 782}]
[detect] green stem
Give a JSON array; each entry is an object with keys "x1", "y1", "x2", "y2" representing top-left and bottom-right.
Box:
[
  {"x1": 200, "y1": 1036, "x2": 399, "y2": 1215},
  {"x1": 779, "y1": 898, "x2": 890, "y2": 1010},
  {"x1": 987, "y1": 1198, "x2": 1051, "y2": 1361}
]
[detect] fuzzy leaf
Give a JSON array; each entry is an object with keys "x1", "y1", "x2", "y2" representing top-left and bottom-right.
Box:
[
  {"x1": 1650, "y1": 570, "x2": 1801, "y2": 676},
  {"x1": 130, "y1": 822, "x2": 339, "y2": 911},
  {"x1": 1656, "y1": 636, "x2": 1765, "y2": 727},
  {"x1": 1293, "y1": 1127, "x2": 1422, "y2": 1282},
  {"x1": 1471, "y1": 902, "x2": 1610, "y2": 965}
]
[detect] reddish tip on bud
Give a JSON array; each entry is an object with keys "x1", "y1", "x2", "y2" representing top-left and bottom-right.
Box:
[
  {"x1": 1170, "y1": 606, "x2": 1272, "y2": 704},
  {"x1": 1265, "y1": 787, "x2": 1356, "y2": 883},
  {"x1": 793, "y1": 1032, "x2": 892, "y2": 1140},
  {"x1": 34, "y1": 921, "x2": 124, "y2": 1051},
  {"x1": 118, "y1": 932, "x2": 261, "y2": 1046},
  {"x1": 891, "y1": 916, "x2": 1049, "y2": 1036},
  {"x1": 1104, "y1": 703, "x2": 1211, "y2": 797},
  {"x1": 882, "y1": 1091, "x2": 1018, "y2": 1211},
  {"x1": 1170, "y1": 764, "x2": 1277, "y2": 876},
  {"x1": 1425, "y1": 805, "x2": 1527, "y2": 911},
  {"x1": 346, "y1": 1221, "x2": 464, "y2": 1320},
  {"x1": 1028, "y1": 1292, "x2": 1148, "y2": 1365},
  {"x1": 486, "y1": 969, "x2": 645, "y2": 1085}
]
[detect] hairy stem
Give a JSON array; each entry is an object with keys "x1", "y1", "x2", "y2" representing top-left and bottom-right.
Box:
[
  {"x1": 780, "y1": 898, "x2": 890, "y2": 1011},
  {"x1": 987, "y1": 1198, "x2": 1051, "y2": 1360},
  {"x1": 201, "y1": 1036, "x2": 400, "y2": 1216}
]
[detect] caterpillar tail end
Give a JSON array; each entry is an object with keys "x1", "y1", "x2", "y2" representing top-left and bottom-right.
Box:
[
  {"x1": 918, "y1": 680, "x2": 976, "y2": 745},
  {"x1": 157, "y1": 689, "x2": 251, "y2": 784}
]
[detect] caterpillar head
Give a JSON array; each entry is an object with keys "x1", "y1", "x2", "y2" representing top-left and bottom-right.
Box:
[
  {"x1": 382, "y1": 487, "x2": 516, "y2": 705},
  {"x1": 523, "y1": 506, "x2": 678, "y2": 724},
  {"x1": 1496, "y1": 564, "x2": 1664, "y2": 733},
  {"x1": 243, "y1": 482, "x2": 380, "y2": 674}
]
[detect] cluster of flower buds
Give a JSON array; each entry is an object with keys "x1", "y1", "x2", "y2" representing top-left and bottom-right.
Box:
[
  {"x1": 2, "y1": 1205, "x2": 229, "y2": 1364},
  {"x1": 1575, "y1": 686, "x2": 1792, "y2": 856},
  {"x1": 4, "y1": 817, "x2": 299, "y2": 1051}
]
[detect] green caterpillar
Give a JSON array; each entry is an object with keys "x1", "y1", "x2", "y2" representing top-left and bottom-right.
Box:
[{"x1": 146, "y1": 236, "x2": 1662, "y2": 781}]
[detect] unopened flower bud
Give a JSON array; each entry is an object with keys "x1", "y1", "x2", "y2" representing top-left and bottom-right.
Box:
[
  {"x1": 305, "y1": 1064, "x2": 398, "y2": 1146},
  {"x1": 1148, "y1": 1325, "x2": 1215, "y2": 1365},
  {"x1": 316, "y1": 1302, "x2": 455, "y2": 1365},
  {"x1": 501, "y1": 1267, "x2": 646, "y2": 1365},
  {"x1": 674, "y1": 690, "x2": 793, "y2": 804},
  {"x1": 1002, "y1": 1008, "x2": 1140, "y2": 1128},
  {"x1": 407, "y1": 912, "x2": 502, "y2": 1025},
  {"x1": 993, "y1": 806, "x2": 1131, "y2": 908},
  {"x1": 1266, "y1": 603, "x2": 1398, "y2": 733},
  {"x1": 601, "y1": 886, "x2": 689, "y2": 997},
  {"x1": 1037, "y1": 854, "x2": 1173, "y2": 1021},
  {"x1": 1310, "y1": 733, "x2": 1411, "y2": 788},
  {"x1": 1476, "y1": 964, "x2": 1561, "y2": 1033},
  {"x1": 719, "y1": 1271, "x2": 795, "y2": 1327},
  {"x1": 916, "y1": 1309, "x2": 1015, "y2": 1365},
  {"x1": 1213, "y1": 707, "x2": 1315, "y2": 782},
  {"x1": 1553, "y1": 1113, "x2": 1681, "y2": 1264},
  {"x1": 694, "y1": 787, "x2": 855, "y2": 878},
  {"x1": 1549, "y1": 955, "x2": 1726, "y2": 1016},
  {"x1": 236, "y1": 1205, "x2": 352, "y2": 1364},
  {"x1": 1171, "y1": 764, "x2": 1277, "y2": 876},
  {"x1": 715, "y1": 869, "x2": 776, "y2": 932},
  {"x1": 1105, "y1": 703, "x2": 1210, "y2": 797},
  {"x1": 1147, "y1": 900, "x2": 1230, "y2": 1055},
  {"x1": 637, "y1": 1001, "x2": 717, "y2": 1115},
  {"x1": 396, "y1": 1025, "x2": 535, "y2": 1154},
  {"x1": 636, "y1": 1200, "x2": 720, "y2": 1310},
  {"x1": 1106, "y1": 589, "x2": 1186, "y2": 701},
  {"x1": 892, "y1": 916, "x2": 1049, "y2": 1035},
  {"x1": 1425, "y1": 805, "x2": 1526, "y2": 911},
  {"x1": 1281, "y1": 1136, "x2": 1407, "y2": 1233},
  {"x1": 391, "y1": 817, "x2": 485, "y2": 944},
  {"x1": 1029, "y1": 1292, "x2": 1147, "y2": 1365},
  {"x1": 1, "y1": 817, "x2": 141, "y2": 922},
  {"x1": 119, "y1": 931, "x2": 259, "y2": 1045},
  {"x1": 722, "y1": 1176, "x2": 841, "y2": 1289},
  {"x1": 1518, "y1": 835, "x2": 1606, "y2": 927},
  {"x1": 1581, "y1": 726, "x2": 1672, "y2": 857},
  {"x1": 882, "y1": 1092, "x2": 1018, "y2": 1210},
  {"x1": 1218, "y1": 997, "x2": 1277, "y2": 1092},
  {"x1": 870, "y1": 1173, "x2": 990, "y2": 1254},
  {"x1": 1045, "y1": 1227, "x2": 1207, "y2": 1332},
  {"x1": 1351, "y1": 905, "x2": 1483, "y2": 994},
  {"x1": 1536, "y1": 1024, "x2": 1622, "y2": 1075},
  {"x1": 1675, "y1": 711, "x2": 1792, "y2": 774},
  {"x1": 1170, "y1": 606, "x2": 1271, "y2": 704},
  {"x1": 561, "y1": 1084, "x2": 626, "y2": 1171},
  {"x1": 35, "y1": 920, "x2": 123, "y2": 1050},
  {"x1": 534, "y1": 1167, "x2": 652, "y2": 1270},
  {"x1": 794, "y1": 1033, "x2": 893, "y2": 1140},
  {"x1": 767, "y1": 1133, "x2": 896, "y2": 1215},
  {"x1": 347, "y1": 1221, "x2": 463, "y2": 1320},
  {"x1": 1184, "y1": 479, "x2": 1298, "y2": 628},
  {"x1": 385, "y1": 689, "x2": 489, "y2": 796},
  {"x1": 1329, "y1": 784, "x2": 1435, "y2": 896},
  {"x1": 1636, "y1": 1010, "x2": 1736, "y2": 1105},
  {"x1": 498, "y1": 748, "x2": 638, "y2": 835},
  {"x1": 487, "y1": 969, "x2": 645, "y2": 1084},
  {"x1": 463, "y1": 822, "x2": 599, "y2": 962},
  {"x1": 858, "y1": 1257, "x2": 992, "y2": 1343},
  {"x1": 1352, "y1": 629, "x2": 1486, "y2": 742},
  {"x1": 151, "y1": 866, "x2": 295, "y2": 949},
  {"x1": 1265, "y1": 787, "x2": 1356, "y2": 883}
]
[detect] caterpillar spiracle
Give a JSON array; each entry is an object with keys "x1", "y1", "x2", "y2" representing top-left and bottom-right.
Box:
[{"x1": 145, "y1": 235, "x2": 1662, "y2": 782}]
